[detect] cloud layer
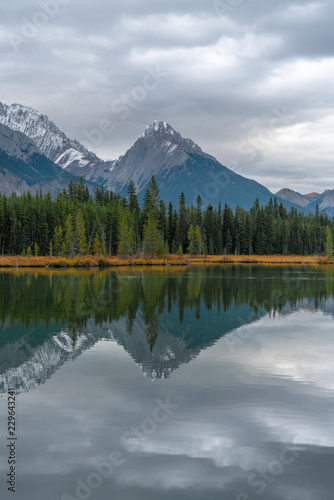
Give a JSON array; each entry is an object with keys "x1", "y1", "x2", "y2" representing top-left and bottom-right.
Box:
[{"x1": 1, "y1": 0, "x2": 334, "y2": 193}]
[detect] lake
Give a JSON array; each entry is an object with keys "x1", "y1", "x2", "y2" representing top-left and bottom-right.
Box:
[{"x1": 0, "y1": 265, "x2": 334, "y2": 500}]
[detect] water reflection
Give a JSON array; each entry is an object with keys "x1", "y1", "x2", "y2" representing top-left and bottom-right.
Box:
[
  {"x1": 0, "y1": 265, "x2": 334, "y2": 392},
  {"x1": 1, "y1": 266, "x2": 334, "y2": 500}
]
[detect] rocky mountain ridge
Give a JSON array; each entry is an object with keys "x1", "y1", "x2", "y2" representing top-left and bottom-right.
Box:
[
  {"x1": 0, "y1": 102, "x2": 320, "y2": 210},
  {"x1": 0, "y1": 121, "x2": 96, "y2": 196},
  {"x1": 0, "y1": 102, "x2": 101, "y2": 173},
  {"x1": 277, "y1": 187, "x2": 334, "y2": 216}
]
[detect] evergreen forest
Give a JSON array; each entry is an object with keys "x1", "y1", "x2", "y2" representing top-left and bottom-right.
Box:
[{"x1": 0, "y1": 177, "x2": 333, "y2": 257}]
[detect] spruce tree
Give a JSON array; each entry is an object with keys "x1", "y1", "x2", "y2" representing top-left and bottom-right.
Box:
[
  {"x1": 143, "y1": 211, "x2": 163, "y2": 257},
  {"x1": 178, "y1": 192, "x2": 188, "y2": 252},
  {"x1": 325, "y1": 226, "x2": 333, "y2": 258},
  {"x1": 143, "y1": 176, "x2": 160, "y2": 221},
  {"x1": 117, "y1": 214, "x2": 134, "y2": 257},
  {"x1": 194, "y1": 225, "x2": 203, "y2": 255},
  {"x1": 187, "y1": 225, "x2": 195, "y2": 255},
  {"x1": 74, "y1": 210, "x2": 87, "y2": 255},
  {"x1": 64, "y1": 214, "x2": 74, "y2": 257},
  {"x1": 93, "y1": 234, "x2": 102, "y2": 255}
]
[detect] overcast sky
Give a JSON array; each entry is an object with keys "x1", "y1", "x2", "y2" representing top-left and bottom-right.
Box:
[{"x1": 1, "y1": 0, "x2": 334, "y2": 193}]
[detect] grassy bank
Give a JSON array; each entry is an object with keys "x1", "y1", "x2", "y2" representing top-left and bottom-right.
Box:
[{"x1": 0, "y1": 254, "x2": 333, "y2": 268}]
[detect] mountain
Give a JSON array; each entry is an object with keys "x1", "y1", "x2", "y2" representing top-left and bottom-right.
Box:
[
  {"x1": 275, "y1": 188, "x2": 318, "y2": 207},
  {"x1": 0, "y1": 122, "x2": 95, "y2": 196},
  {"x1": 3, "y1": 295, "x2": 334, "y2": 393},
  {"x1": 0, "y1": 325, "x2": 109, "y2": 394},
  {"x1": 0, "y1": 102, "x2": 310, "y2": 210},
  {"x1": 0, "y1": 102, "x2": 102, "y2": 174},
  {"x1": 277, "y1": 187, "x2": 334, "y2": 217},
  {"x1": 304, "y1": 192, "x2": 321, "y2": 201},
  {"x1": 96, "y1": 120, "x2": 306, "y2": 209},
  {"x1": 307, "y1": 189, "x2": 334, "y2": 217}
]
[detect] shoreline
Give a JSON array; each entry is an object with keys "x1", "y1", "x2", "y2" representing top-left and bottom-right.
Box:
[{"x1": 0, "y1": 254, "x2": 333, "y2": 268}]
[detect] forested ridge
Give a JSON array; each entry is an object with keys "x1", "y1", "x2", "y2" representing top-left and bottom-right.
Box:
[{"x1": 0, "y1": 177, "x2": 333, "y2": 257}]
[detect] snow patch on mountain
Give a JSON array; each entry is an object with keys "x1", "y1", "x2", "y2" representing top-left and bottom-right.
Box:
[
  {"x1": 56, "y1": 147, "x2": 93, "y2": 170},
  {"x1": 0, "y1": 329, "x2": 112, "y2": 394},
  {"x1": 103, "y1": 120, "x2": 216, "y2": 194},
  {"x1": 0, "y1": 102, "x2": 102, "y2": 172}
]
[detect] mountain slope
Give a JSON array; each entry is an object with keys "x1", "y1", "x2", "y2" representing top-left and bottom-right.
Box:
[
  {"x1": 277, "y1": 187, "x2": 334, "y2": 216},
  {"x1": 104, "y1": 121, "x2": 308, "y2": 210},
  {"x1": 0, "y1": 102, "x2": 312, "y2": 210},
  {"x1": 276, "y1": 188, "x2": 311, "y2": 207},
  {"x1": 0, "y1": 102, "x2": 102, "y2": 173},
  {"x1": 276, "y1": 188, "x2": 322, "y2": 207},
  {"x1": 0, "y1": 123, "x2": 95, "y2": 196},
  {"x1": 307, "y1": 190, "x2": 334, "y2": 217}
]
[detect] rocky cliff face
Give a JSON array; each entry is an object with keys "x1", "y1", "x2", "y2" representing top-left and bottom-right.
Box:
[
  {"x1": 0, "y1": 102, "x2": 312, "y2": 209},
  {"x1": 307, "y1": 189, "x2": 334, "y2": 217},
  {"x1": 99, "y1": 120, "x2": 292, "y2": 208},
  {"x1": 275, "y1": 188, "x2": 315, "y2": 207},
  {"x1": 0, "y1": 122, "x2": 96, "y2": 196},
  {"x1": 277, "y1": 187, "x2": 334, "y2": 216},
  {"x1": 0, "y1": 102, "x2": 101, "y2": 173}
]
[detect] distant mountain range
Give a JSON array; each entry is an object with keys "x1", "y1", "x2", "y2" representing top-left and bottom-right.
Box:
[
  {"x1": 276, "y1": 188, "x2": 334, "y2": 216},
  {"x1": 0, "y1": 101, "x2": 330, "y2": 212}
]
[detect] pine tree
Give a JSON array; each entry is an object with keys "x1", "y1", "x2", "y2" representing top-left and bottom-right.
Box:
[
  {"x1": 143, "y1": 176, "x2": 160, "y2": 221},
  {"x1": 167, "y1": 201, "x2": 175, "y2": 249},
  {"x1": 177, "y1": 245, "x2": 183, "y2": 256},
  {"x1": 225, "y1": 229, "x2": 232, "y2": 254},
  {"x1": 196, "y1": 194, "x2": 202, "y2": 228},
  {"x1": 93, "y1": 234, "x2": 102, "y2": 255},
  {"x1": 325, "y1": 226, "x2": 333, "y2": 258},
  {"x1": 53, "y1": 226, "x2": 63, "y2": 256},
  {"x1": 143, "y1": 211, "x2": 163, "y2": 257},
  {"x1": 74, "y1": 210, "x2": 87, "y2": 255},
  {"x1": 158, "y1": 200, "x2": 167, "y2": 240},
  {"x1": 187, "y1": 224, "x2": 195, "y2": 255},
  {"x1": 117, "y1": 214, "x2": 134, "y2": 256},
  {"x1": 194, "y1": 225, "x2": 203, "y2": 255},
  {"x1": 178, "y1": 192, "x2": 188, "y2": 252},
  {"x1": 128, "y1": 180, "x2": 139, "y2": 212},
  {"x1": 164, "y1": 241, "x2": 169, "y2": 255},
  {"x1": 64, "y1": 214, "x2": 74, "y2": 257},
  {"x1": 209, "y1": 238, "x2": 214, "y2": 255}
]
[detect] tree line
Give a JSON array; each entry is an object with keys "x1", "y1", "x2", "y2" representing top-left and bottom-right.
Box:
[
  {"x1": 0, "y1": 176, "x2": 333, "y2": 257},
  {"x1": 1, "y1": 266, "x2": 332, "y2": 340}
]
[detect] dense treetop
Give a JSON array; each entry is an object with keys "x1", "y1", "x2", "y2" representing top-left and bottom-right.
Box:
[{"x1": 0, "y1": 177, "x2": 333, "y2": 257}]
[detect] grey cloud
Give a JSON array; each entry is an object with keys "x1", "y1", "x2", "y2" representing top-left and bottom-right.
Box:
[{"x1": 0, "y1": 0, "x2": 333, "y2": 193}]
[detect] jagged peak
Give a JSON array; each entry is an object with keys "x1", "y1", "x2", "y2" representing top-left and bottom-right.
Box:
[
  {"x1": 139, "y1": 120, "x2": 204, "y2": 151},
  {"x1": 140, "y1": 120, "x2": 179, "y2": 138},
  {"x1": 0, "y1": 101, "x2": 100, "y2": 169},
  {"x1": 2, "y1": 102, "x2": 43, "y2": 117}
]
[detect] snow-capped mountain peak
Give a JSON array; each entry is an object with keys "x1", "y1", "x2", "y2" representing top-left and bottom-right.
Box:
[
  {"x1": 141, "y1": 120, "x2": 175, "y2": 137},
  {"x1": 0, "y1": 102, "x2": 102, "y2": 173},
  {"x1": 102, "y1": 120, "x2": 215, "y2": 197},
  {"x1": 139, "y1": 120, "x2": 205, "y2": 155}
]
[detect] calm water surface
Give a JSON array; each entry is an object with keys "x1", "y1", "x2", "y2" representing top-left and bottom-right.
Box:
[{"x1": 0, "y1": 265, "x2": 334, "y2": 500}]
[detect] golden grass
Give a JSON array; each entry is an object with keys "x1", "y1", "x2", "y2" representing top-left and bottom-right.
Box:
[
  {"x1": 0, "y1": 254, "x2": 332, "y2": 268},
  {"x1": 187, "y1": 254, "x2": 334, "y2": 264}
]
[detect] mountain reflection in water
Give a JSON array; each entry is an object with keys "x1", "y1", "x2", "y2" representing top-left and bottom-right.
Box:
[{"x1": 1, "y1": 265, "x2": 334, "y2": 392}]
